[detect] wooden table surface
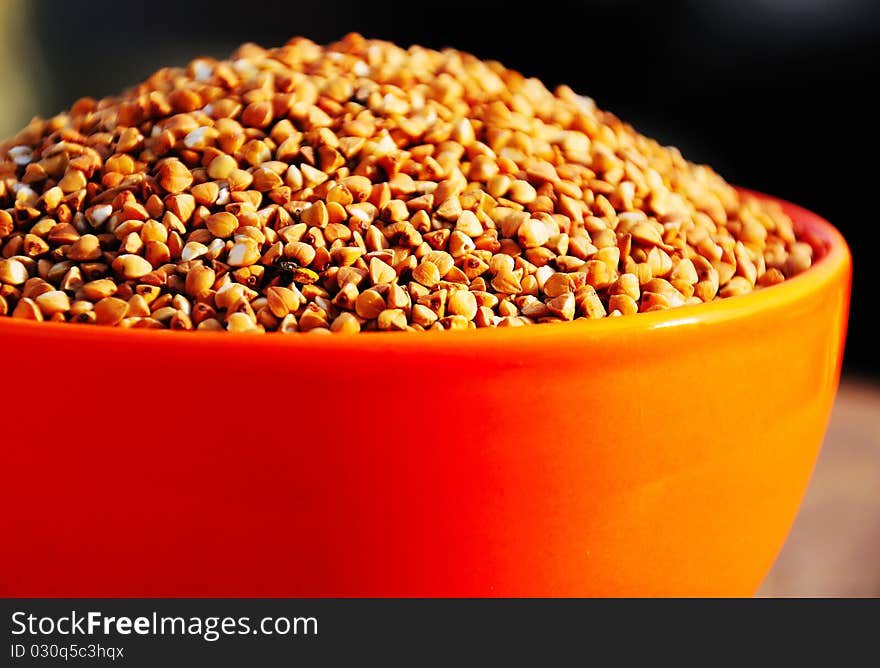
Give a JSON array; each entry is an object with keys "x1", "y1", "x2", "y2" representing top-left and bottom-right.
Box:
[{"x1": 759, "y1": 376, "x2": 880, "y2": 597}]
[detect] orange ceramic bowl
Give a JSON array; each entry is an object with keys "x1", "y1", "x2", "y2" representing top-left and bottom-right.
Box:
[{"x1": 0, "y1": 191, "x2": 850, "y2": 597}]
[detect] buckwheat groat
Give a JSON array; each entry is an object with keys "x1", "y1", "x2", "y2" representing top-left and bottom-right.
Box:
[{"x1": 0, "y1": 34, "x2": 810, "y2": 332}]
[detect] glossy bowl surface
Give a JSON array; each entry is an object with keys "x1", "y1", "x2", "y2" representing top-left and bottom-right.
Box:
[{"x1": 0, "y1": 192, "x2": 851, "y2": 596}]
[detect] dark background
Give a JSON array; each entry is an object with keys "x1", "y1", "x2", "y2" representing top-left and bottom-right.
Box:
[{"x1": 7, "y1": 0, "x2": 878, "y2": 375}]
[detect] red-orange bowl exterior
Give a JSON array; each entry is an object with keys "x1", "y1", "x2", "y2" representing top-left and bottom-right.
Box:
[{"x1": 0, "y1": 191, "x2": 851, "y2": 596}]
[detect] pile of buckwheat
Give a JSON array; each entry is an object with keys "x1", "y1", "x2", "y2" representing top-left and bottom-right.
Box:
[{"x1": 0, "y1": 34, "x2": 814, "y2": 333}]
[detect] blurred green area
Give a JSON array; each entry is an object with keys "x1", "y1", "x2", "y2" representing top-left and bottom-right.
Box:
[{"x1": 0, "y1": 1, "x2": 45, "y2": 136}]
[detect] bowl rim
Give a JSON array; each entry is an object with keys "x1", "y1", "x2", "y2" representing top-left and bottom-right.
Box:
[{"x1": 0, "y1": 189, "x2": 851, "y2": 350}]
